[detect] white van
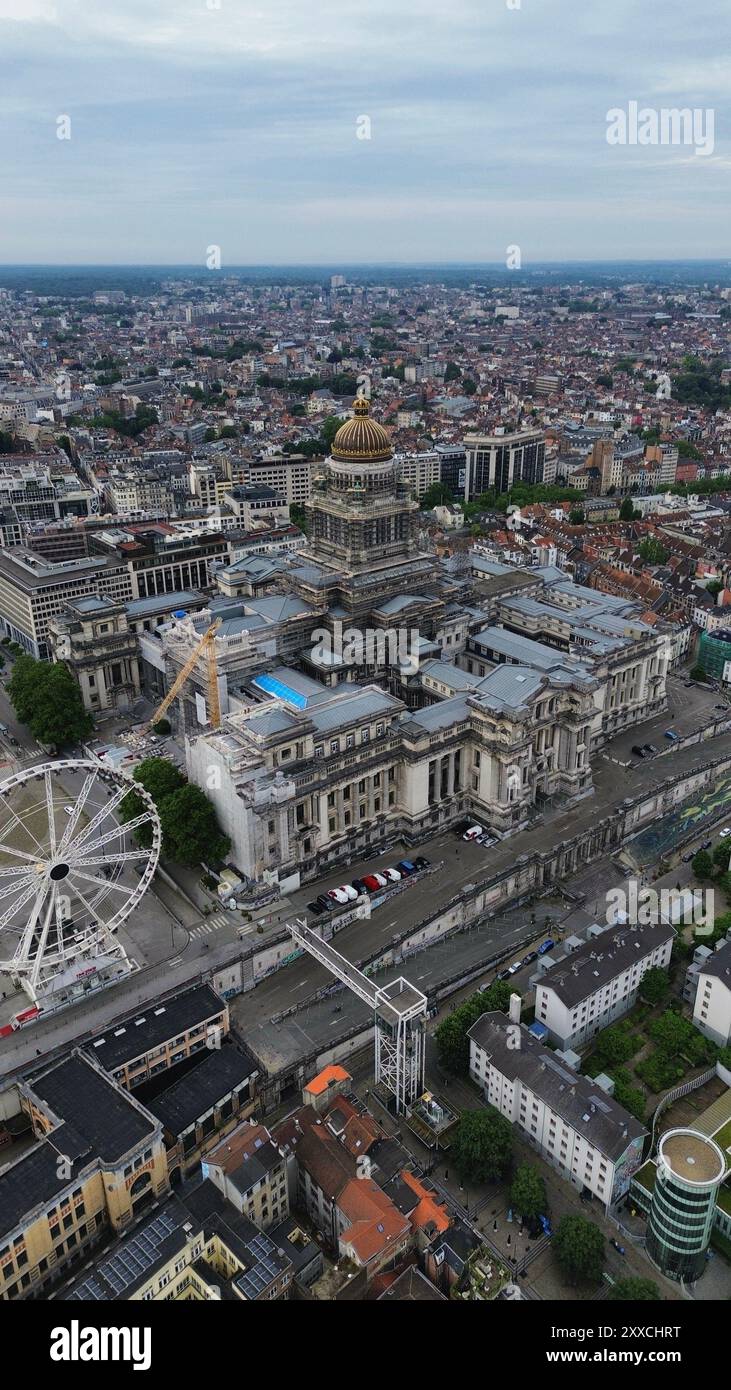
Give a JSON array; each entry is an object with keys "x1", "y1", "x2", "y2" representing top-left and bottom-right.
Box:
[{"x1": 462, "y1": 824, "x2": 484, "y2": 842}]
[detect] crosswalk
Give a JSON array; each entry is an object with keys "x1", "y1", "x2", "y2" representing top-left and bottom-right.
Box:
[{"x1": 190, "y1": 912, "x2": 231, "y2": 940}]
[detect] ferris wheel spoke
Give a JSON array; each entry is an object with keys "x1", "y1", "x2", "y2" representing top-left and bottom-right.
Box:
[
  {"x1": 0, "y1": 862, "x2": 39, "y2": 879},
  {"x1": 0, "y1": 794, "x2": 47, "y2": 856},
  {"x1": 68, "y1": 875, "x2": 112, "y2": 925},
  {"x1": 69, "y1": 869, "x2": 136, "y2": 897},
  {"x1": 68, "y1": 785, "x2": 131, "y2": 854},
  {"x1": 57, "y1": 772, "x2": 97, "y2": 855},
  {"x1": 71, "y1": 813, "x2": 154, "y2": 858},
  {"x1": 2, "y1": 879, "x2": 45, "y2": 940},
  {"x1": 29, "y1": 889, "x2": 57, "y2": 989},
  {"x1": 44, "y1": 769, "x2": 57, "y2": 857},
  {"x1": 0, "y1": 875, "x2": 37, "y2": 906},
  {"x1": 73, "y1": 850, "x2": 151, "y2": 869},
  {"x1": 0, "y1": 841, "x2": 44, "y2": 865}
]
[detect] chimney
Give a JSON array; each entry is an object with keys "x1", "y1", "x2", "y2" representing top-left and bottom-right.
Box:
[{"x1": 508, "y1": 992, "x2": 522, "y2": 1025}]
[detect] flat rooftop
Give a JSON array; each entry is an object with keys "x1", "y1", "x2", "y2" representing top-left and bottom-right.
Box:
[{"x1": 659, "y1": 1130, "x2": 725, "y2": 1186}]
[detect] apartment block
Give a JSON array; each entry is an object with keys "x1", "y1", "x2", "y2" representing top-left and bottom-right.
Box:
[
  {"x1": 693, "y1": 939, "x2": 731, "y2": 1046},
  {"x1": 534, "y1": 920, "x2": 674, "y2": 1050},
  {"x1": 468, "y1": 1012, "x2": 646, "y2": 1211}
]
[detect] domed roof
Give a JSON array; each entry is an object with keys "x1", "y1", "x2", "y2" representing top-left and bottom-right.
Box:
[{"x1": 330, "y1": 396, "x2": 393, "y2": 463}]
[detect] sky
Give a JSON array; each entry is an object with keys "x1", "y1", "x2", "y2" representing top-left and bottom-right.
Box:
[{"x1": 0, "y1": 0, "x2": 729, "y2": 265}]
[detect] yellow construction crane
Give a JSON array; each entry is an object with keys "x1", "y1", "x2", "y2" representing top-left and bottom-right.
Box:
[{"x1": 150, "y1": 618, "x2": 222, "y2": 730}]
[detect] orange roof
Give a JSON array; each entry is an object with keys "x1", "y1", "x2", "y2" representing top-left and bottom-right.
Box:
[
  {"x1": 400, "y1": 1169, "x2": 450, "y2": 1234},
  {"x1": 303, "y1": 1064, "x2": 351, "y2": 1097},
  {"x1": 338, "y1": 1179, "x2": 410, "y2": 1264}
]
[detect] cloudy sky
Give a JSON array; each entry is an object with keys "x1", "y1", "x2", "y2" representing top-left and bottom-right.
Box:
[{"x1": 0, "y1": 0, "x2": 728, "y2": 264}]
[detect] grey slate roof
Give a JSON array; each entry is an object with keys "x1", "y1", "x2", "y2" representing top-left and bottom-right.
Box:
[
  {"x1": 468, "y1": 1012, "x2": 646, "y2": 1160},
  {"x1": 539, "y1": 919, "x2": 674, "y2": 1008},
  {"x1": 145, "y1": 1045, "x2": 259, "y2": 1136},
  {"x1": 699, "y1": 937, "x2": 731, "y2": 985}
]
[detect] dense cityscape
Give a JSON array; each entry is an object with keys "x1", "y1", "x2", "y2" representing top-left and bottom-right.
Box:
[
  {"x1": 1, "y1": 0, "x2": 730, "y2": 1364},
  {"x1": 0, "y1": 265, "x2": 730, "y2": 1323}
]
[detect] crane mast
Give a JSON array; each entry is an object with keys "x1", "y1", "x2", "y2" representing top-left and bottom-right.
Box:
[{"x1": 150, "y1": 618, "x2": 222, "y2": 729}]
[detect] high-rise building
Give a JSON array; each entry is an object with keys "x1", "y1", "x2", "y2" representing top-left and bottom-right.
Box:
[{"x1": 463, "y1": 428, "x2": 545, "y2": 499}]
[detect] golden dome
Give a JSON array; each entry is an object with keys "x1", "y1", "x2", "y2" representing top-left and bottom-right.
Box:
[{"x1": 331, "y1": 397, "x2": 393, "y2": 463}]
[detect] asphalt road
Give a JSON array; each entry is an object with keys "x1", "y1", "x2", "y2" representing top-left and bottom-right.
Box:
[{"x1": 1, "y1": 671, "x2": 729, "y2": 1080}]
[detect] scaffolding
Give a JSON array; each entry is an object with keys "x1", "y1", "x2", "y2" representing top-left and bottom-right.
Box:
[
  {"x1": 287, "y1": 918, "x2": 427, "y2": 1114},
  {"x1": 150, "y1": 618, "x2": 222, "y2": 730}
]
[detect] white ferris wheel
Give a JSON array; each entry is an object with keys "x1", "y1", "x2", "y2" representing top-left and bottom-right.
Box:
[{"x1": 0, "y1": 760, "x2": 161, "y2": 1010}]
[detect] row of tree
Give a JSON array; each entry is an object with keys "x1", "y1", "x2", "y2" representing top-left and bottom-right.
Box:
[
  {"x1": 118, "y1": 757, "x2": 230, "y2": 867},
  {"x1": 449, "y1": 1109, "x2": 659, "y2": 1294},
  {"x1": 7, "y1": 654, "x2": 92, "y2": 747}
]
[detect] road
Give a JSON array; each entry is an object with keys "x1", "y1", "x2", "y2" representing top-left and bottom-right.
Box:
[{"x1": 2, "y1": 670, "x2": 730, "y2": 1079}]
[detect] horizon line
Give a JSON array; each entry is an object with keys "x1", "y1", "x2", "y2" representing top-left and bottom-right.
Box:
[{"x1": 1, "y1": 257, "x2": 731, "y2": 270}]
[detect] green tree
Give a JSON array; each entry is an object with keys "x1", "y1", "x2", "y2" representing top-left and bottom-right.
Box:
[
  {"x1": 444, "y1": 362, "x2": 461, "y2": 382},
  {"x1": 607, "y1": 1277, "x2": 661, "y2": 1301},
  {"x1": 713, "y1": 844, "x2": 731, "y2": 871},
  {"x1": 157, "y1": 784, "x2": 230, "y2": 866},
  {"x1": 553, "y1": 1215, "x2": 605, "y2": 1286},
  {"x1": 592, "y1": 1023, "x2": 636, "y2": 1069},
  {"x1": 421, "y1": 482, "x2": 453, "y2": 510},
  {"x1": 639, "y1": 966, "x2": 670, "y2": 1007},
  {"x1": 509, "y1": 1164, "x2": 547, "y2": 1222},
  {"x1": 451, "y1": 1107, "x2": 513, "y2": 1184},
  {"x1": 321, "y1": 415, "x2": 342, "y2": 450},
  {"x1": 649, "y1": 1010, "x2": 693, "y2": 1058},
  {"x1": 434, "y1": 979, "x2": 512, "y2": 1073},
  {"x1": 289, "y1": 503, "x2": 308, "y2": 533},
  {"x1": 619, "y1": 496, "x2": 636, "y2": 521},
  {"x1": 119, "y1": 757, "x2": 186, "y2": 848},
  {"x1": 692, "y1": 849, "x2": 713, "y2": 880},
  {"x1": 568, "y1": 508, "x2": 585, "y2": 525},
  {"x1": 7, "y1": 656, "x2": 92, "y2": 747},
  {"x1": 638, "y1": 537, "x2": 669, "y2": 564}
]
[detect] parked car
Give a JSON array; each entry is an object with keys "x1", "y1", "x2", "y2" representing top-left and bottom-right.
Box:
[
  {"x1": 682, "y1": 850, "x2": 695, "y2": 863},
  {"x1": 631, "y1": 745, "x2": 646, "y2": 758},
  {"x1": 496, "y1": 968, "x2": 511, "y2": 982},
  {"x1": 316, "y1": 894, "x2": 335, "y2": 912},
  {"x1": 664, "y1": 728, "x2": 680, "y2": 741},
  {"x1": 396, "y1": 860, "x2": 415, "y2": 876},
  {"x1": 307, "y1": 900, "x2": 325, "y2": 916},
  {"x1": 642, "y1": 743, "x2": 657, "y2": 754},
  {"x1": 720, "y1": 828, "x2": 731, "y2": 839},
  {"x1": 336, "y1": 884, "x2": 358, "y2": 901},
  {"x1": 522, "y1": 951, "x2": 538, "y2": 965},
  {"x1": 538, "y1": 938, "x2": 556, "y2": 955},
  {"x1": 507, "y1": 961, "x2": 522, "y2": 975},
  {"x1": 701, "y1": 839, "x2": 712, "y2": 851},
  {"x1": 327, "y1": 888, "x2": 349, "y2": 905},
  {"x1": 383, "y1": 867, "x2": 401, "y2": 883},
  {"x1": 372, "y1": 872, "x2": 388, "y2": 887},
  {"x1": 351, "y1": 878, "x2": 369, "y2": 894},
  {"x1": 610, "y1": 1238, "x2": 626, "y2": 1256},
  {"x1": 463, "y1": 824, "x2": 484, "y2": 841},
  {"x1": 413, "y1": 856, "x2": 430, "y2": 870},
  {"x1": 362, "y1": 874, "x2": 384, "y2": 892}
]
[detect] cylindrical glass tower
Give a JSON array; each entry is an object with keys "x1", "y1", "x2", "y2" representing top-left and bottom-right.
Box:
[{"x1": 647, "y1": 1128, "x2": 725, "y2": 1282}]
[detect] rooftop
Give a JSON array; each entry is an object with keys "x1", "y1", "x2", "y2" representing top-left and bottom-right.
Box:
[{"x1": 468, "y1": 1012, "x2": 646, "y2": 1160}]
